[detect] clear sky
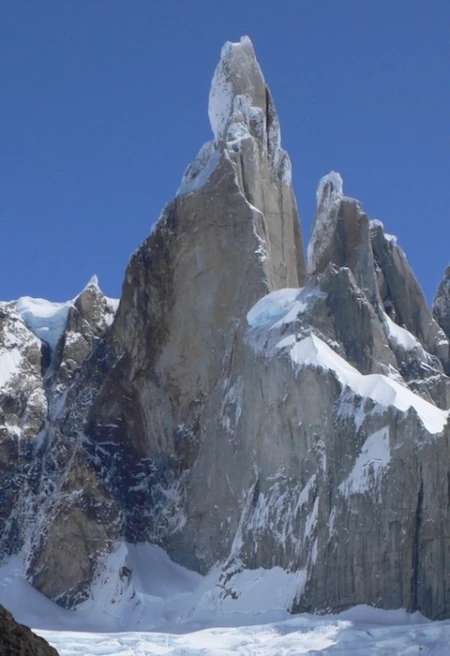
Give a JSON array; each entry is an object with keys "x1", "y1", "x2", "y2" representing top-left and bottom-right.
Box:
[{"x1": 1, "y1": 1, "x2": 449, "y2": 303}]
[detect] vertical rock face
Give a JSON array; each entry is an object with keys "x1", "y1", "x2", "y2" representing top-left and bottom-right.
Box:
[
  {"x1": 235, "y1": 172, "x2": 450, "y2": 619},
  {"x1": 1, "y1": 35, "x2": 308, "y2": 601},
  {"x1": 86, "y1": 35, "x2": 308, "y2": 572},
  {"x1": 370, "y1": 222, "x2": 448, "y2": 363},
  {"x1": 180, "y1": 36, "x2": 306, "y2": 291},
  {"x1": 308, "y1": 172, "x2": 378, "y2": 303},
  {"x1": 434, "y1": 266, "x2": 450, "y2": 341},
  {"x1": 2, "y1": 36, "x2": 450, "y2": 622}
]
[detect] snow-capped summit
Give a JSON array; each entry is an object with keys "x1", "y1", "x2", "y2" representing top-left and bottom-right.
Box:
[
  {"x1": 207, "y1": 34, "x2": 282, "y2": 166},
  {"x1": 316, "y1": 170, "x2": 344, "y2": 209},
  {"x1": 208, "y1": 36, "x2": 265, "y2": 143},
  {"x1": 179, "y1": 36, "x2": 294, "y2": 198}
]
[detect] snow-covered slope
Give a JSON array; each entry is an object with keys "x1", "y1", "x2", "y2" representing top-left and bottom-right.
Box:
[
  {"x1": 0, "y1": 545, "x2": 299, "y2": 632},
  {"x1": 2, "y1": 547, "x2": 450, "y2": 655},
  {"x1": 36, "y1": 613, "x2": 450, "y2": 656}
]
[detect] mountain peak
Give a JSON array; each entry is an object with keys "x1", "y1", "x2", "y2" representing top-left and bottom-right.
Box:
[
  {"x1": 208, "y1": 36, "x2": 267, "y2": 145},
  {"x1": 5, "y1": 36, "x2": 450, "y2": 627},
  {"x1": 316, "y1": 171, "x2": 344, "y2": 210},
  {"x1": 179, "y1": 36, "x2": 292, "y2": 197},
  {"x1": 83, "y1": 274, "x2": 100, "y2": 291}
]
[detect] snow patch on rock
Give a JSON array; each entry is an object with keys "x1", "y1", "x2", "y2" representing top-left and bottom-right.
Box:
[
  {"x1": 339, "y1": 427, "x2": 391, "y2": 500},
  {"x1": 177, "y1": 141, "x2": 220, "y2": 197},
  {"x1": 384, "y1": 314, "x2": 423, "y2": 352},
  {"x1": 244, "y1": 473, "x2": 318, "y2": 560},
  {"x1": 15, "y1": 297, "x2": 72, "y2": 351},
  {"x1": 0, "y1": 346, "x2": 23, "y2": 388},
  {"x1": 247, "y1": 287, "x2": 324, "y2": 328},
  {"x1": 221, "y1": 376, "x2": 244, "y2": 434},
  {"x1": 247, "y1": 288, "x2": 300, "y2": 327},
  {"x1": 10, "y1": 278, "x2": 119, "y2": 351}
]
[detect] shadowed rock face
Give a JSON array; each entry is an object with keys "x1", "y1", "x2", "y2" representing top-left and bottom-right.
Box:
[
  {"x1": 0, "y1": 281, "x2": 118, "y2": 604},
  {"x1": 434, "y1": 266, "x2": 450, "y2": 342},
  {"x1": 0, "y1": 604, "x2": 58, "y2": 656},
  {"x1": 2, "y1": 36, "x2": 450, "y2": 621}
]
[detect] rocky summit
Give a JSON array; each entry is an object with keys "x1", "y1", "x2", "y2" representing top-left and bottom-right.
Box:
[{"x1": 1, "y1": 36, "x2": 450, "y2": 620}]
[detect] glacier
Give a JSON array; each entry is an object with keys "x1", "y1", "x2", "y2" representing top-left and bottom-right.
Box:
[{"x1": 2, "y1": 548, "x2": 450, "y2": 655}]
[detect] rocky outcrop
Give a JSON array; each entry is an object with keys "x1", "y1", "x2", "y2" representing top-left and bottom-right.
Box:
[
  {"x1": 308, "y1": 172, "x2": 379, "y2": 304},
  {"x1": 50, "y1": 276, "x2": 117, "y2": 394},
  {"x1": 0, "y1": 604, "x2": 58, "y2": 656},
  {"x1": 0, "y1": 280, "x2": 118, "y2": 575},
  {"x1": 370, "y1": 222, "x2": 448, "y2": 364},
  {"x1": 307, "y1": 172, "x2": 450, "y2": 408},
  {"x1": 2, "y1": 36, "x2": 450, "y2": 622}
]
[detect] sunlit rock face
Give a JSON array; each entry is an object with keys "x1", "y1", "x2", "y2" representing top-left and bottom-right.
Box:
[
  {"x1": 2, "y1": 37, "x2": 450, "y2": 621},
  {"x1": 83, "y1": 35, "x2": 308, "y2": 576}
]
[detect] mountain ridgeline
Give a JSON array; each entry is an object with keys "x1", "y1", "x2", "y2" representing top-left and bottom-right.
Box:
[{"x1": 2, "y1": 36, "x2": 450, "y2": 619}]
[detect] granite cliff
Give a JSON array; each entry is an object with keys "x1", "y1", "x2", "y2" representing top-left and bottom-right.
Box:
[{"x1": 1, "y1": 37, "x2": 450, "y2": 620}]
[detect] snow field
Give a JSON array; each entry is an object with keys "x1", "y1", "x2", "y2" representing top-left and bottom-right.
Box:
[{"x1": 2, "y1": 545, "x2": 450, "y2": 654}]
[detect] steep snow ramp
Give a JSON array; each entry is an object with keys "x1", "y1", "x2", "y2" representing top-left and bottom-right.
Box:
[{"x1": 284, "y1": 333, "x2": 448, "y2": 434}]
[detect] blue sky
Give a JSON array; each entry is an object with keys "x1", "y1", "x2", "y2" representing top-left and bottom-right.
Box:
[{"x1": 1, "y1": 1, "x2": 449, "y2": 303}]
